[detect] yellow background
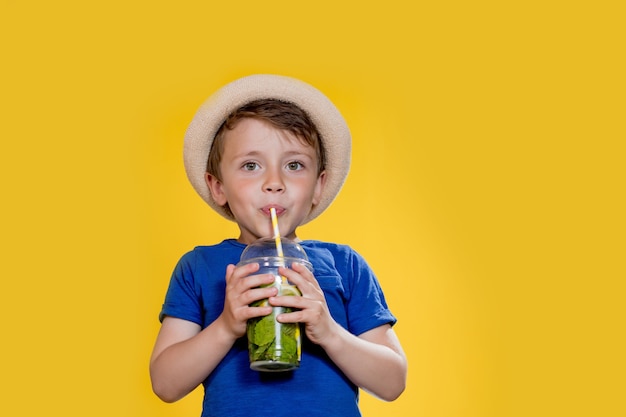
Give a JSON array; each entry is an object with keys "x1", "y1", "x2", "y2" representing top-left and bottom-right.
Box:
[{"x1": 1, "y1": 1, "x2": 624, "y2": 416}]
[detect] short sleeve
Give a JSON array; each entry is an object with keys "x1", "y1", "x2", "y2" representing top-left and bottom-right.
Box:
[
  {"x1": 159, "y1": 250, "x2": 204, "y2": 326},
  {"x1": 345, "y1": 249, "x2": 397, "y2": 335}
]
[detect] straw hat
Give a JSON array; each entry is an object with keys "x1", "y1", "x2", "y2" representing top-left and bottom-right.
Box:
[{"x1": 183, "y1": 74, "x2": 351, "y2": 224}]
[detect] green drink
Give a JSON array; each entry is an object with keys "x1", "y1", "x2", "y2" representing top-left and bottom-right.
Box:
[{"x1": 238, "y1": 238, "x2": 312, "y2": 372}]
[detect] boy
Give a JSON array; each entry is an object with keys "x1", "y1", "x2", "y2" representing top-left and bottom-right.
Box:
[{"x1": 150, "y1": 75, "x2": 407, "y2": 417}]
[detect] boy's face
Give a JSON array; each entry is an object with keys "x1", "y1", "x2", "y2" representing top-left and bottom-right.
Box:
[{"x1": 205, "y1": 118, "x2": 326, "y2": 244}]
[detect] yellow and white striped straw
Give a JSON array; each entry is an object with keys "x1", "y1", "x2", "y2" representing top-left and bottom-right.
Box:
[
  {"x1": 270, "y1": 208, "x2": 288, "y2": 284},
  {"x1": 270, "y1": 207, "x2": 284, "y2": 259}
]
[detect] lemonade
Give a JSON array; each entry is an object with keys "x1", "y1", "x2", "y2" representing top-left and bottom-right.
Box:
[
  {"x1": 247, "y1": 283, "x2": 301, "y2": 371},
  {"x1": 237, "y1": 237, "x2": 312, "y2": 372}
]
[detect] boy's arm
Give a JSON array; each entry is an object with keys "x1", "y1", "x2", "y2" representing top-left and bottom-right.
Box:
[
  {"x1": 318, "y1": 323, "x2": 407, "y2": 401},
  {"x1": 273, "y1": 263, "x2": 407, "y2": 401},
  {"x1": 149, "y1": 315, "x2": 237, "y2": 402},
  {"x1": 150, "y1": 263, "x2": 277, "y2": 402}
]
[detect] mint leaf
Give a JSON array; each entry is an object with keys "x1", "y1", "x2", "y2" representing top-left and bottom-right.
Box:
[{"x1": 253, "y1": 313, "x2": 276, "y2": 346}]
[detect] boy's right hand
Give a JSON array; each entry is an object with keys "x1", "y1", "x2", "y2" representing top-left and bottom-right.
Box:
[
  {"x1": 219, "y1": 263, "x2": 277, "y2": 339},
  {"x1": 150, "y1": 263, "x2": 277, "y2": 402}
]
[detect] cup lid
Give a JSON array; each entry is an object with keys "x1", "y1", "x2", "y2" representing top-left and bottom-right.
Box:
[{"x1": 240, "y1": 237, "x2": 310, "y2": 263}]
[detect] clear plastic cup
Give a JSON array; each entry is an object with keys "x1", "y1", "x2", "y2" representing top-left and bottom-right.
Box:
[{"x1": 238, "y1": 237, "x2": 312, "y2": 372}]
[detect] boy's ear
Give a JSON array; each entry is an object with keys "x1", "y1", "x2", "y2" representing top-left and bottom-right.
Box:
[
  {"x1": 312, "y1": 170, "x2": 327, "y2": 206},
  {"x1": 205, "y1": 173, "x2": 228, "y2": 206}
]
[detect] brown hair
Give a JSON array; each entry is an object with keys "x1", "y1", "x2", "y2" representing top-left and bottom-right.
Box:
[{"x1": 206, "y1": 99, "x2": 326, "y2": 181}]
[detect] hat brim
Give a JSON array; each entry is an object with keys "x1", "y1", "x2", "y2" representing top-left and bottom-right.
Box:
[{"x1": 183, "y1": 74, "x2": 351, "y2": 224}]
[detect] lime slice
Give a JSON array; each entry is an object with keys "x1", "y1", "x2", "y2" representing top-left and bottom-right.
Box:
[{"x1": 280, "y1": 284, "x2": 301, "y2": 297}]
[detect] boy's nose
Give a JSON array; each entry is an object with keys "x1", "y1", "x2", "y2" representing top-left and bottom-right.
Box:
[
  {"x1": 264, "y1": 182, "x2": 285, "y2": 192},
  {"x1": 263, "y1": 172, "x2": 285, "y2": 192}
]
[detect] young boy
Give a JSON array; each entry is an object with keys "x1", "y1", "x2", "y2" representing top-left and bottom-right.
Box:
[{"x1": 150, "y1": 75, "x2": 407, "y2": 417}]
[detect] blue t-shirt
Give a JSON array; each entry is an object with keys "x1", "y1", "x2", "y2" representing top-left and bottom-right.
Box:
[{"x1": 160, "y1": 239, "x2": 396, "y2": 417}]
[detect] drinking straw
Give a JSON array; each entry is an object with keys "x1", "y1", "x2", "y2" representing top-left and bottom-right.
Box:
[
  {"x1": 270, "y1": 208, "x2": 288, "y2": 286},
  {"x1": 270, "y1": 207, "x2": 284, "y2": 259}
]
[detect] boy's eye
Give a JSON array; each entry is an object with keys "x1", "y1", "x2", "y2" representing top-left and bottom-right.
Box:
[
  {"x1": 242, "y1": 162, "x2": 259, "y2": 171},
  {"x1": 286, "y1": 161, "x2": 303, "y2": 171}
]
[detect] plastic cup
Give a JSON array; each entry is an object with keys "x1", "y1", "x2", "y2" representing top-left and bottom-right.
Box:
[{"x1": 238, "y1": 237, "x2": 312, "y2": 372}]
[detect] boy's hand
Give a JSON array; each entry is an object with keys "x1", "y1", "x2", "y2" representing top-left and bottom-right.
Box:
[
  {"x1": 270, "y1": 263, "x2": 339, "y2": 346},
  {"x1": 219, "y1": 263, "x2": 277, "y2": 340}
]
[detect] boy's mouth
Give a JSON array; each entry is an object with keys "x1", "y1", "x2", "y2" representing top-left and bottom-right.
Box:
[{"x1": 261, "y1": 205, "x2": 285, "y2": 216}]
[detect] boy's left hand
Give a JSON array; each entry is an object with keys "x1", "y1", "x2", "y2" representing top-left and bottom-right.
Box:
[
  {"x1": 271, "y1": 263, "x2": 407, "y2": 402},
  {"x1": 269, "y1": 263, "x2": 338, "y2": 346}
]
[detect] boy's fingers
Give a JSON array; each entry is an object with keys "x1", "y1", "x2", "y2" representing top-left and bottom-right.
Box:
[
  {"x1": 291, "y1": 262, "x2": 314, "y2": 276},
  {"x1": 230, "y1": 262, "x2": 260, "y2": 280},
  {"x1": 279, "y1": 265, "x2": 321, "y2": 298},
  {"x1": 242, "y1": 286, "x2": 278, "y2": 306},
  {"x1": 279, "y1": 264, "x2": 316, "y2": 284}
]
